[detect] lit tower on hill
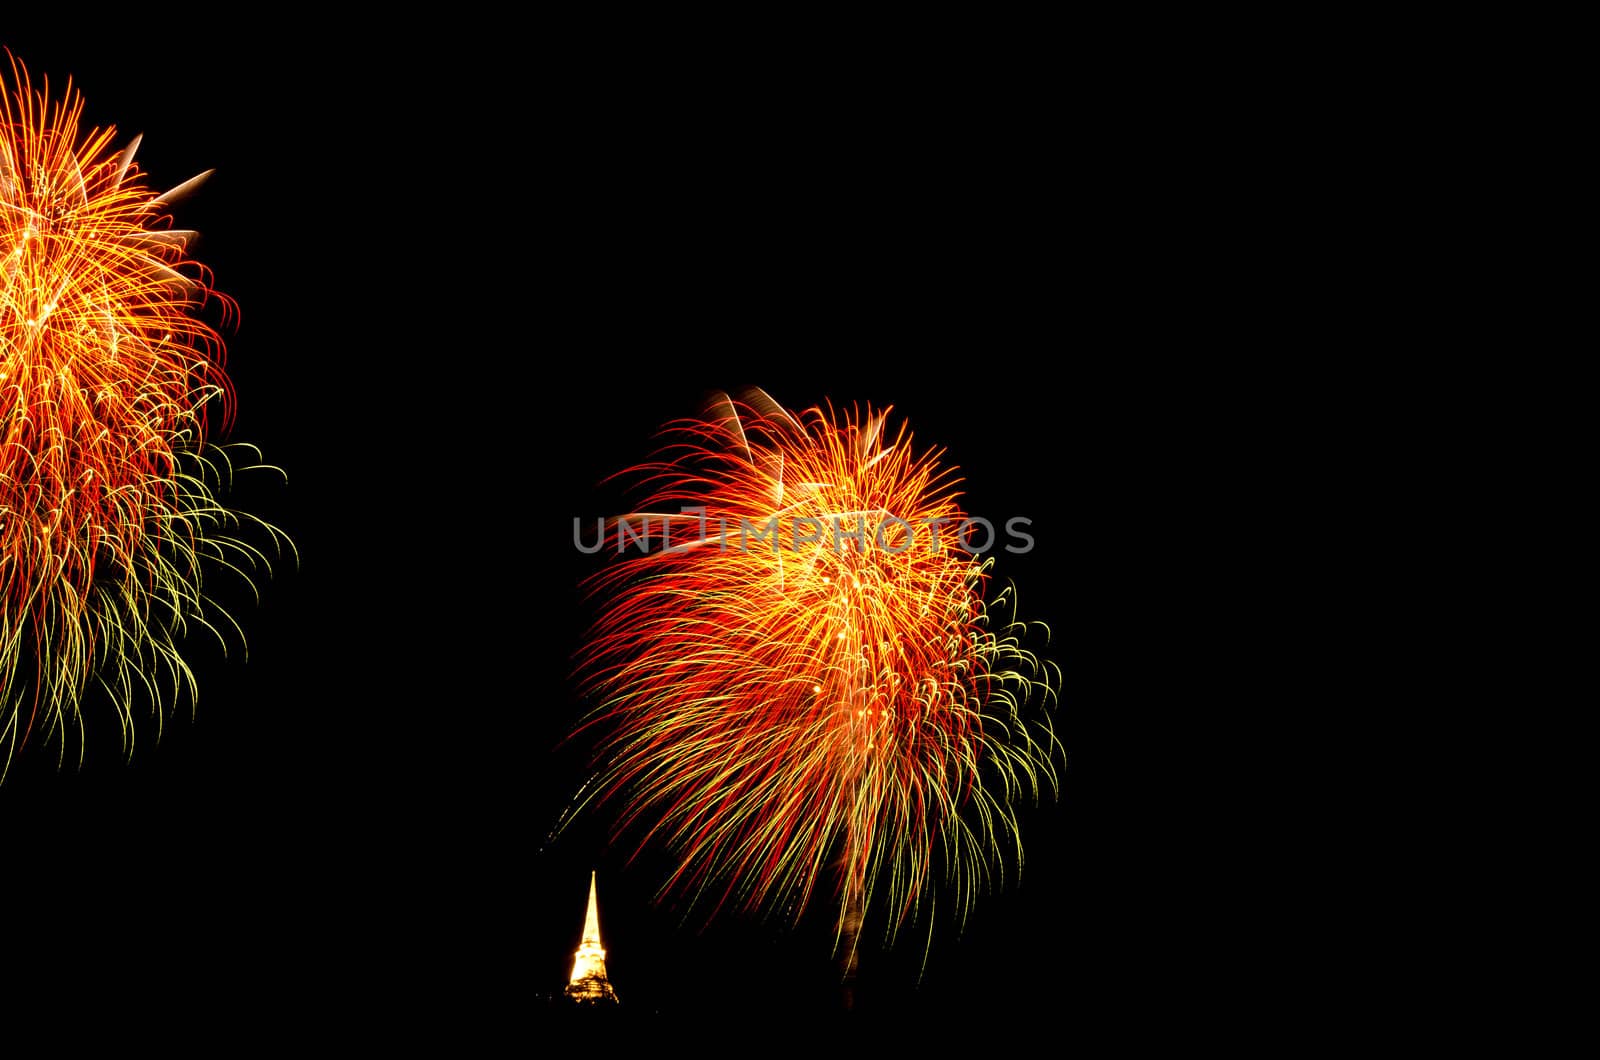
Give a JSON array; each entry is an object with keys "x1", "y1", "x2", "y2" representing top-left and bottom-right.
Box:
[{"x1": 566, "y1": 871, "x2": 620, "y2": 1004}]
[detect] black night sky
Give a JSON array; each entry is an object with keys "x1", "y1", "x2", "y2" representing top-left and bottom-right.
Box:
[{"x1": 3, "y1": 23, "x2": 1142, "y2": 1037}]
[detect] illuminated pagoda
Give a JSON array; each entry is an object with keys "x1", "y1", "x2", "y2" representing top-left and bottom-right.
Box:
[{"x1": 566, "y1": 871, "x2": 620, "y2": 1004}]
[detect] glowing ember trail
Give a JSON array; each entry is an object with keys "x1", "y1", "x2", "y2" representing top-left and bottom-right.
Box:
[
  {"x1": 570, "y1": 387, "x2": 1061, "y2": 969},
  {"x1": 1, "y1": 56, "x2": 288, "y2": 780}
]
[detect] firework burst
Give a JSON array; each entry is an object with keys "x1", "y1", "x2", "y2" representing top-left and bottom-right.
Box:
[
  {"x1": 572, "y1": 388, "x2": 1061, "y2": 959},
  {"x1": 0, "y1": 56, "x2": 289, "y2": 781}
]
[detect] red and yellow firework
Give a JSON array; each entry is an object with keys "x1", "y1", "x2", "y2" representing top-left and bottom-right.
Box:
[
  {"x1": 1, "y1": 57, "x2": 286, "y2": 779},
  {"x1": 574, "y1": 388, "x2": 1060, "y2": 955}
]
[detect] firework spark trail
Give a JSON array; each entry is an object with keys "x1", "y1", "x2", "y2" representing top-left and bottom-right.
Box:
[
  {"x1": 573, "y1": 388, "x2": 1061, "y2": 957},
  {"x1": 0, "y1": 56, "x2": 290, "y2": 781}
]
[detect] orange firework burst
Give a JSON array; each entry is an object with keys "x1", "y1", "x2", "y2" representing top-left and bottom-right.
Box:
[
  {"x1": 572, "y1": 388, "x2": 1060, "y2": 958},
  {"x1": 1, "y1": 57, "x2": 287, "y2": 780}
]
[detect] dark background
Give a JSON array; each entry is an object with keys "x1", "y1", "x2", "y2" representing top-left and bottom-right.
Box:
[{"x1": 2, "y1": 24, "x2": 1147, "y2": 1036}]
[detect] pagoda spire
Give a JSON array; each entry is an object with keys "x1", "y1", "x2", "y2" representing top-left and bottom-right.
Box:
[
  {"x1": 581, "y1": 872, "x2": 602, "y2": 945},
  {"x1": 566, "y1": 870, "x2": 619, "y2": 1003}
]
